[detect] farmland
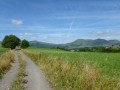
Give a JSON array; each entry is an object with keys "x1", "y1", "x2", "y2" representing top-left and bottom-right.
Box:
[
  {"x1": 27, "y1": 48, "x2": 120, "y2": 77},
  {"x1": 25, "y1": 48, "x2": 120, "y2": 90}
]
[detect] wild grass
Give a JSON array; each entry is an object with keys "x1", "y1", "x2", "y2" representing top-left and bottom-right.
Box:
[
  {"x1": 24, "y1": 50, "x2": 120, "y2": 90},
  {"x1": 10, "y1": 54, "x2": 27, "y2": 90},
  {"x1": 27, "y1": 48, "x2": 120, "y2": 78},
  {"x1": 0, "y1": 50, "x2": 14, "y2": 78}
]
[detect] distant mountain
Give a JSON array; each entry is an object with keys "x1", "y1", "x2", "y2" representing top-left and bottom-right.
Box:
[
  {"x1": 29, "y1": 39, "x2": 120, "y2": 49},
  {"x1": 29, "y1": 41, "x2": 57, "y2": 48},
  {"x1": 63, "y1": 39, "x2": 120, "y2": 49}
]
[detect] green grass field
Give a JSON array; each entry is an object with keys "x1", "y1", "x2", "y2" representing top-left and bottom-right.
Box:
[
  {"x1": 27, "y1": 48, "x2": 120, "y2": 78},
  {"x1": 25, "y1": 48, "x2": 120, "y2": 90},
  {"x1": 0, "y1": 45, "x2": 9, "y2": 55}
]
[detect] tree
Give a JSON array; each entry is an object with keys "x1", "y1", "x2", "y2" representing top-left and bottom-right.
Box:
[
  {"x1": 21, "y1": 39, "x2": 30, "y2": 49},
  {"x1": 2, "y1": 35, "x2": 21, "y2": 49}
]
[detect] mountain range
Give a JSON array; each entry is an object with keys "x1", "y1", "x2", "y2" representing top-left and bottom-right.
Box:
[{"x1": 29, "y1": 39, "x2": 120, "y2": 49}]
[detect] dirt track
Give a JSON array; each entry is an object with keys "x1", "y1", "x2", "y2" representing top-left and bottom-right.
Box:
[
  {"x1": 19, "y1": 51, "x2": 51, "y2": 90},
  {"x1": 0, "y1": 51, "x2": 51, "y2": 90}
]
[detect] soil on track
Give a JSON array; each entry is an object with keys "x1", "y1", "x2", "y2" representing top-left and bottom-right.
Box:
[{"x1": 0, "y1": 50, "x2": 51, "y2": 90}]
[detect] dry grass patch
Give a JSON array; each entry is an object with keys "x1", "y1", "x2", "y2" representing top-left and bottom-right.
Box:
[{"x1": 0, "y1": 50, "x2": 14, "y2": 78}]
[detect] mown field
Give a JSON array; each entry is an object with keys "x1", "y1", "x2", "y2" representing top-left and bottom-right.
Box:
[{"x1": 25, "y1": 48, "x2": 120, "y2": 90}]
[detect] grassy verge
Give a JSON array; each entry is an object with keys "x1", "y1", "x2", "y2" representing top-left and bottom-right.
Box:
[
  {"x1": 24, "y1": 50, "x2": 120, "y2": 90},
  {"x1": 0, "y1": 50, "x2": 14, "y2": 78},
  {"x1": 10, "y1": 54, "x2": 27, "y2": 90}
]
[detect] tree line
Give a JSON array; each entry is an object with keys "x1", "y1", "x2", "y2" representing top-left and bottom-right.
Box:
[{"x1": 2, "y1": 35, "x2": 29, "y2": 49}]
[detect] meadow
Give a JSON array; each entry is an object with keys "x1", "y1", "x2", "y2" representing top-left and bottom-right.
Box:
[
  {"x1": 27, "y1": 48, "x2": 120, "y2": 77},
  {"x1": 25, "y1": 48, "x2": 120, "y2": 90}
]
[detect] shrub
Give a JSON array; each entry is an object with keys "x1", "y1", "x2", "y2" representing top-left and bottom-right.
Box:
[{"x1": 21, "y1": 39, "x2": 30, "y2": 49}]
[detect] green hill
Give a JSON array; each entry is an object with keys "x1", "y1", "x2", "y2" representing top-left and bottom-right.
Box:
[{"x1": 29, "y1": 39, "x2": 120, "y2": 49}]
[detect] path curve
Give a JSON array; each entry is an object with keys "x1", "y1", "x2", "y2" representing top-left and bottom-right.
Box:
[
  {"x1": 0, "y1": 51, "x2": 19, "y2": 90},
  {"x1": 19, "y1": 51, "x2": 51, "y2": 90}
]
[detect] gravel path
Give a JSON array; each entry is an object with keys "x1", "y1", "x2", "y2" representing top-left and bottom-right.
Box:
[
  {"x1": 19, "y1": 51, "x2": 51, "y2": 90},
  {"x1": 0, "y1": 51, "x2": 19, "y2": 90}
]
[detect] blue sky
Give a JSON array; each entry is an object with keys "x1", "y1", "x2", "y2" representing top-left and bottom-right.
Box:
[{"x1": 0, "y1": 0, "x2": 120, "y2": 43}]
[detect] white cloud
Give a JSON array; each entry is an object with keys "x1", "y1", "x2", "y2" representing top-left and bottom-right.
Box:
[
  {"x1": 19, "y1": 33, "x2": 32, "y2": 36},
  {"x1": 24, "y1": 33, "x2": 32, "y2": 36},
  {"x1": 88, "y1": 30, "x2": 120, "y2": 40},
  {"x1": 44, "y1": 33, "x2": 66, "y2": 37},
  {"x1": 30, "y1": 36, "x2": 54, "y2": 42},
  {"x1": 89, "y1": 30, "x2": 112, "y2": 37},
  {"x1": 11, "y1": 19, "x2": 23, "y2": 25},
  {"x1": 96, "y1": 30, "x2": 111, "y2": 36},
  {"x1": 31, "y1": 36, "x2": 37, "y2": 40}
]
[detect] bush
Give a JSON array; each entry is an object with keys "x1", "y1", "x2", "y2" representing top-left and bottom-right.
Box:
[{"x1": 21, "y1": 39, "x2": 30, "y2": 49}]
